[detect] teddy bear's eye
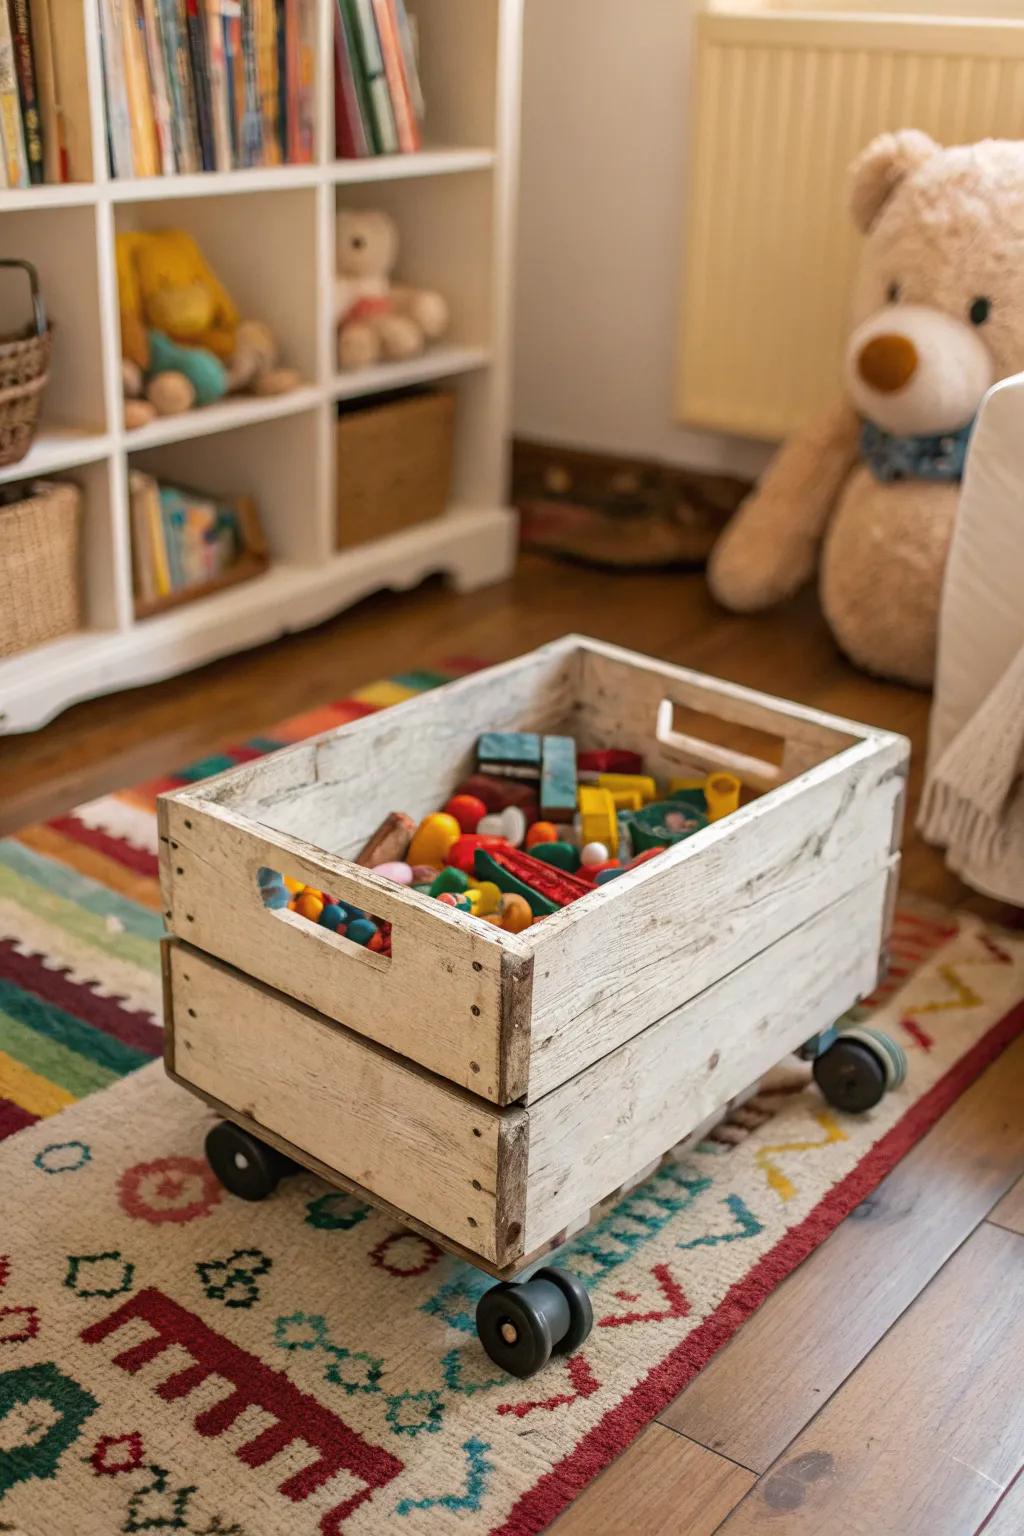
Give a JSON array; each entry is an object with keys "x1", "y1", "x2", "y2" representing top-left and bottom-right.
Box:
[
  {"x1": 351, "y1": 235, "x2": 366, "y2": 251},
  {"x1": 969, "y1": 296, "x2": 992, "y2": 326},
  {"x1": 886, "y1": 280, "x2": 901, "y2": 303}
]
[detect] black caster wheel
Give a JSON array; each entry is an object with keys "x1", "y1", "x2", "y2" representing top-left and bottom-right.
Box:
[
  {"x1": 475, "y1": 1266, "x2": 594, "y2": 1379},
  {"x1": 813, "y1": 1027, "x2": 905, "y2": 1114},
  {"x1": 204, "y1": 1121, "x2": 293, "y2": 1201}
]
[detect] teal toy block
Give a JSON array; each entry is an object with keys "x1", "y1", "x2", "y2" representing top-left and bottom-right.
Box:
[{"x1": 540, "y1": 734, "x2": 577, "y2": 822}]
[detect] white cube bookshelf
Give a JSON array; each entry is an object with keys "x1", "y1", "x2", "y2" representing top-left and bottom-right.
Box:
[{"x1": 0, "y1": 0, "x2": 522, "y2": 733}]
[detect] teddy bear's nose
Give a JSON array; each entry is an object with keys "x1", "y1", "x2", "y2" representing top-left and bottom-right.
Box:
[{"x1": 857, "y1": 333, "x2": 919, "y2": 393}]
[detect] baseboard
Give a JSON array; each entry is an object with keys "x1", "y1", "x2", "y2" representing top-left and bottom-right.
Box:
[{"x1": 511, "y1": 437, "x2": 751, "y2": 570}]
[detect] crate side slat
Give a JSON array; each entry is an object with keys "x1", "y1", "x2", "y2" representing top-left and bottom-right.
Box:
[
  {"x1": 523, "y1": 732, "x2": 907, "y2": 1101},
  {"x1": 166, "y1": 941, "x2": 522, "y2": 1266},
  {"x1": 522, "y1": 862, "x2": 895, "y2": 1253},
  {"x1": 160, "y1": 797, "x2": 519, "y2": 1101}
]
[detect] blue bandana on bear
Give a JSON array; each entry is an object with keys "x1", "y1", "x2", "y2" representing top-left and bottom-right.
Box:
[{"x1": 860, "y1": 419, "x2": 974, "y2": 484}]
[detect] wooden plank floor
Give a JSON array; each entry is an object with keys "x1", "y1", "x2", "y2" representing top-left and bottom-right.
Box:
[{"x1": 2, "y1": 555, "x2": 1021, "y2": 1533}]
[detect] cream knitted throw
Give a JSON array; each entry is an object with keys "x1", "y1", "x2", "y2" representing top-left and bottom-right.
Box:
[{"x1": 920, "y1": 644, "x2": 1024, "y2": 903}]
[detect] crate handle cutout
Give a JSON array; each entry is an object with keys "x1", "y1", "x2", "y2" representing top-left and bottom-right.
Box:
[
  {"x1": 256, "y1": 867, "x2": 392, "y2": 963},
  {"x1": 655, "y1": 699, "x2": 782, "y2": 793}
]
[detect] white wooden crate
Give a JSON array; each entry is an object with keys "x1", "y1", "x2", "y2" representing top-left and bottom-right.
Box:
[{"x1": 160, "y1": 636, "x2": 907, "y2": 1274}]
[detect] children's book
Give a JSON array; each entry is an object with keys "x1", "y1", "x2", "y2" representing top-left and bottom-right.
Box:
[
  {"x1": 371, "y1": 0, "x2": 417, "y2": 153},
  {"x1": 333, "y1": 0, "x2": 365, "y2": 157},
  {"x1": 348, "y1": 0, "x2": 396, "y2": 154},
  {"x1": 0, "y1": 0, "x2": 29, "y2": 185},
  {"x1": 10, "y1": 0, "x2": 42, "y2": 181},
  {"x1": 141, "y1": 0, "x2": 176, "y2": 173},
  {"x1": 30, "y1": 0, "x2": 66, "y2": 181},
  {"x1": 98, "y1": 0, "x2": 132, "y2": 175},
  {"x1": 392, "y1": 0, "x2": 422, "y2": 123},
  {"x1": 123, "y1": 0, "x2": 160, "y2": 174}
]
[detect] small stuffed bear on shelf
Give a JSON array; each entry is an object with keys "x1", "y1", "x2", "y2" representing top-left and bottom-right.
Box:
[
  {"x1": 335, "y1": 208, "x2": 449, "y2": 371},
  {"x1": 117, "y1": 230, "x2": 300, "y2": 427}
]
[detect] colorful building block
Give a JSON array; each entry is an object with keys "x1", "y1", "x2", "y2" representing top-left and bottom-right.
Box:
[
  {"x1": 577, "y1": 785, "x2": 619, "y2": 856},
  {"x1": 540, "y1": 734, "x2": 577, "y2": 822}
]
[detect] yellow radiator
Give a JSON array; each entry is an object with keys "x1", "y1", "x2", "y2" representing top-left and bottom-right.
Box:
[{"x1": 677, "y1": 6, "x2": 1024, "y2": 441}]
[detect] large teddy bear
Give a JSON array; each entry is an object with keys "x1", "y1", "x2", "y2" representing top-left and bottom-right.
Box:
[{"x1": 709, "y1": 133, "x2": 1024, "y2": 687}]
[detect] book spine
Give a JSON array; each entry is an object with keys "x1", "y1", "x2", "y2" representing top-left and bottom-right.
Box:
[
  {"x1": 146, "y1": 480, "x2": 172, "y2": 597},
  {"x1": 275, "y1": 0, "x2": 286, "y2": 160},
  {"x1": 337, "y1": 0, "x2": 370, "y2": 156},
  {"x1": 206, "y1": 0, "x2": 231, "y2": 169},
  {"x1": 10, "y1": 0, "x2": 42, "y2": 181},
  {"x1": 221, "y1": 4, "x2": 237, "y2": 163},
  {"x1": 372, "y1": 0, "x2": 416, "y2": 154},
  {"x1": 332, "y1": 2, "x2": 358, "y2": 158},
  {"x1": 123, "y1": 0, "x2": 160, "y2": 175},
  {"x1": 282, "y1": 0, "x2": 298, "y2": 162},
  {"x1": 0, "y1": 0, "x2": 28, "y2": 184},
  {"x1": 98, "y1": 0, "x2": 133, "y2": 176},
  {"x1": 28, "y1": 0, "x2": 64, "y2": 181},
  {"x1": 254, "y1": 0, "x2": 279, "y2": 164},
  {"x1": 154, "y1": 0, "x2": 186, "y2": 170},
  {"x1": 168, "y1": 0, "x2": 199, "y2": 170},
  {"x1": 349, "y1": 0, "x2": 395, "y2": 154},
  {"x1": 238, "y1": 0, "x2": 261, "y2": 166},
  {"x1": 141, "y1": 0, "x2": 175, "y2": 173},
  {"x1": 392, "y1": 0, "x2": 422, "y2": 123},
  {"x1": 295, "y1": 0, "x2": 314, "y2": 162},
  {"x1": 185, "y1": 0, "x2": 215, "y2": 170},
  {"x1": 128, "y1": 472, "x2": 156, "y2": 603}
]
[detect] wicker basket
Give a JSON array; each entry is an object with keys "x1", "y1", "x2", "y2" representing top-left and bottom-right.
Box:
[
  {"x1": 0, "y1": 480, "x2": 81, "y2": 658},
  {"x1": 336, "y1": 388, "x2": 455, "y2": 551},
  {"x1": 0, "y1": 259, "x2": 52, "y2": 469}
]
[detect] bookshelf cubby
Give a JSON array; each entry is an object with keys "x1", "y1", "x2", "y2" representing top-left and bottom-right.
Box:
[{"x1": 0, "y1": 0, "x2": 521, "y2": 732}]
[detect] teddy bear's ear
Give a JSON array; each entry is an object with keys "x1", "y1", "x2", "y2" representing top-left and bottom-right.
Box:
[{"x1": 849, "y1": 129, "x2": 940, "y2": 233}]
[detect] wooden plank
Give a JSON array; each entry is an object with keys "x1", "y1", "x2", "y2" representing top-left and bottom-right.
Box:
[
  {"x1": 523, "y1": 869, "x2": 890, "y2": 1252},
  {"x1": 716, "y1": 1222, "x2": 1024, "y2": 1536},
  {"x1": 574, "y1": 638, "x2": 871, "y2": 769},
  {"x1": 549, "y1": 1424, "x2": 754, "y2": 1536},
  {"x1": 202, "y1": 636, "x2": 581, "y2": 848},
  {"x1": 662, "y1": 1031, "x2": 1024, "y2": 1471},
  {"x1": 159, "y1": 796, "x2": 527, "y2": 1103},
  {"x1": 979, "y1": 1469, "x2": 1024, "y2": 1536},
  {"x1": 165, "y1": 940, "x2": 525, "y2": 1266},
  {"x1": 524, "y1": 731, "x2": 906, "y2": 1101},
  {"x1": 989, "y1": 1174, "x2": 1024, "y2": 1237}
]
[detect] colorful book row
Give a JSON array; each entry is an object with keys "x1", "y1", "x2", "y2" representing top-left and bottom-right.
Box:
[
  {"x1": 99, "y1": 0, "x2": 316, "y2": 178},
  {"x1": 334, "y1": 0, "x2": 424, "y2": 158},
  {"x1": 129, "y1": 469, "x2": 266, "y2": 605},
  {"x1": 0, "y1": 0, "x2": 67, "y2": 186}
]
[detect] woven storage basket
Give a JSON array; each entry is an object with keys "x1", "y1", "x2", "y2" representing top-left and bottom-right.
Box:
[
  {"x1": 0, "y1": 260, "x2": 52, "y2": 469},
  {"x1": 0, "y1": 481, "x2": 81, "y2": 658},
  {"x1": 336, "y1": 388, "x2": 455, "y2": 551}
]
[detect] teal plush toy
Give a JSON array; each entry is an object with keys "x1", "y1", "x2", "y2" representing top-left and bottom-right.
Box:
[{"x1": 147, "y1": 328, "x2": 228, "y2": 411}]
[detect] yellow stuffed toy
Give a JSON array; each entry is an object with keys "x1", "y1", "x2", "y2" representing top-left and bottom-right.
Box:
[{"x1": 116, "y1": 230, "x2": 299, "y2": 425}]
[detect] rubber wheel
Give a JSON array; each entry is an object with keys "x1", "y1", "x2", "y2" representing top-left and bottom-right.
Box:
[
  {"x1": 813, "y1": 1037, "x2": 887, "y2": 1114},
  {"x1": 204, "y1": 1121, "x2": 289, "y2": 1201},
  {"x1": 476, "y1": 1268, "x2": 593, "y2": 1379},
  {"x1": 536, "y1": 1267, "x2": 594, "y2": 1356}
]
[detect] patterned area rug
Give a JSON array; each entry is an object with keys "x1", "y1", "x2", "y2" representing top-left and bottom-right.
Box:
[{"x1": 1, "y1": 669, "x2": 1024, "y2": 1536}]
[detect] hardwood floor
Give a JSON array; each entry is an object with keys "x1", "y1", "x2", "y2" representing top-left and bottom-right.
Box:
[{"x1": 2, "y1": 554, "x2": 1021, "y2": 1533}]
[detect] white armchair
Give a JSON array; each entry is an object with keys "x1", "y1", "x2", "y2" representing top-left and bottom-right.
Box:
[{"x1": 920, "y1": 373, "x2": 1024, "y2": 905}]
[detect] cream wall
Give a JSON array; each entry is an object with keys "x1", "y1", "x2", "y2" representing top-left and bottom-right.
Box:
[{"x1": 512, "y1": 0, "x2": 771, "y2": 479}]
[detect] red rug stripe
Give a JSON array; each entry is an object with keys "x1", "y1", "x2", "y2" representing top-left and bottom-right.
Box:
[
  {"x1": 496, "y1": 998, "x2": 1024, "y2": 1536},
  {"x1": 46, "y1": 816, "x2": 159, "y2": 880},
  {"x1": 0, "y1": 1097, "x2": 38, "y2": 1139},
  {"x1": 0, "y1": 939, "x2": 162, "y2": 1057}
]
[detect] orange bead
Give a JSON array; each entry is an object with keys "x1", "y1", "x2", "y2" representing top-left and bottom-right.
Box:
[
  {"x1": 526, "y1": 821, "x2": 559, "y2": 848},
  {"x1": 499, "y1": 893, "x2": 534, "y2": 933},
  {"x1": 295, "y1": 892, "x2": 324, "y2": 922},
  {"x1": 283, "y1": 877, "x2": 304, "y2": 894}
]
